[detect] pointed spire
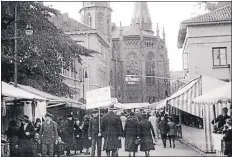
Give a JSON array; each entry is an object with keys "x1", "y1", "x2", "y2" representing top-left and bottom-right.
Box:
[
  {"x1": 156, "y1": 23, "x2": 160, "y2": 38},
  {"x1": 162, "y1": 27, "x2": 166, "y2": 42},
  {"x1": 131, "y1": 2, "x2": 153, "y2": 32}
]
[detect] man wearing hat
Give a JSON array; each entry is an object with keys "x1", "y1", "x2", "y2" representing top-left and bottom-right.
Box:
[
  {"x1": 18, "y1": 115, "x2": 36, "y2": 157},
  {"x1": 223, "y1": 118, "x2": 232, "y2": 156},
  {"x1": 101, "y1": 106, "x2": 123, "y2": 157},
  {"x1": 40, "y1": 113, "x2": 58, "y2": 157},
  {"x1": 63, "y1": 114, "x2": 74, "y2": 156},
  {"x1": 212, "y1": 107, "x2": 230, "y2": 129},
  {"x1": 88, "y1": 108, "x2": 103, "y2": 157}
]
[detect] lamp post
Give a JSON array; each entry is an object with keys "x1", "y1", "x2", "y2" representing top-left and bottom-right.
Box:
[{"x1": 14, "y1": 2, "x2": 33, "y2": 87}]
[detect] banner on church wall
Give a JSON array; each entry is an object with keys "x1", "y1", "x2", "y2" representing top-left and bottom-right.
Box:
[{"x1": 125, "y1": 75, "x2": 140, "y2": 84}]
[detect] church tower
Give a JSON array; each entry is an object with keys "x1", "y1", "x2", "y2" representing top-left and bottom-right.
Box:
[
  {"x1": 80, "y1": 2, "x2": 112, "y2": 42},
  {"x1": 131, "y1": 2, "x2": 153, "y2": 34}
]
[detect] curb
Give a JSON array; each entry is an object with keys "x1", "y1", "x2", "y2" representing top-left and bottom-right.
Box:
[{"x1": 178, "y1": 139, "x2": 212, "y2": 156}]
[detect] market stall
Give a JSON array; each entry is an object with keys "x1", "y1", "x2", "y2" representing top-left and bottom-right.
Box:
[{"x1": 193, "y1": 83, "x2": 231, "y2": 155}]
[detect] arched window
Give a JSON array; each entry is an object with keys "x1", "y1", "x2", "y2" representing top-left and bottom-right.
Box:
[
  {"x1": 146, "y1": 52, "x2": 155, "y2": 85},
  {"x1": 87, "y1": 13, "x2": 92, "y2": 27}
]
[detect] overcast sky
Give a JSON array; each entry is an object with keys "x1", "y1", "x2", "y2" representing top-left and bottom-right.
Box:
[{"x1": 45, "y1": 1, "x2": 197, "y2": 71}]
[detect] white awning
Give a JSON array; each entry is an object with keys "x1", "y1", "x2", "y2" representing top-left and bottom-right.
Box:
[
  {"x1": 2, "y1": 81, "x2": 46, "y2": 101},
  {"x1": 115, "y1": 103, "x2": 150, "y2": 109},
  {"x1": 193, "y1": 83, "x2": 231, "y2": 104},
  {"x1": 149, "y1": 99, "x2": 167, "y2": 109}
]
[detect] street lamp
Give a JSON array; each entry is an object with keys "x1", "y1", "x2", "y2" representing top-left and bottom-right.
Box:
[{"x1": 14, "y1": 2, "x2": 34, "y2": 87}]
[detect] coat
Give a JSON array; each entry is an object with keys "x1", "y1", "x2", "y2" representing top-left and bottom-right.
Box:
[
  {"x1": 73, "y1": 124, "x2": 83, "y2": 150},
  {"x1": 6, "y1": 125, "x2": 19, "y2": 157},
  {"x1": 101, "y1": 112, "x2": 123, "y2": 151},
  {"x1": 62, "y1": 119, "x2": 74, "y2": 146},
  {"x1": 159, "y1": 120, "x2": 168, "y2": 135},
  {"x1": 139, "y1": 119, "x2": 155, "y2": 151},
  {"x1": 40, "y1": 120, "x2": 58, "y2": 144},
  {"x1": 17, "y1": 122, "x2": 36, "y2": 157},
  {"x1": 149, "y1": 116, "x2": 159, "y2": 138},
  {"x1": 167, "y1": 121, "x2": 177, "y2": 136},
  {"x1": 82, "y1": 119, "x2": 91, "y2": 148},
  {"x1": 88, "y1": 117, "x2": 102, "y2": 139},
  {"x1": 212, "y1": 115, "x2": 230, "y2": 129},
  {"x1": 124, "y1": 116, "x2": 139, "y2": 152},
  {"x1": 223, "y1": 128, "x2": 232, "y2": 155}
]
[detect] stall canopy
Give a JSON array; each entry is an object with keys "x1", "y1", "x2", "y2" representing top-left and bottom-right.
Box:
[
  {"x1": 14, "y1": 83, "x2": 84, "y2": 108},
  {"x1": 193, "y1": 83, "x2": 231, "y2": 104},
  {"x1": 115, "y1": 103, "x2": 150, "y2": 109},
  {"x1": 2, "y1": 81, "x2": 45, "y2": 100}
]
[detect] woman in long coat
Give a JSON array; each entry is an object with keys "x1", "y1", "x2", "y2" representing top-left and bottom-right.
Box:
[
  {"x1": 6, "y1": 120, "x2": 19, "y2": 157},
  {"x1": 82, "y1": 115, "x2": 91, "y2": 155},
  {"x1": 124, "y1": 112, "x2": 139, "y2": 157},
  {"x1": 63, "y1": 115, "x2": 74, "y2": 155},
  {"x1": 17, "y1": 115, "x2": 36, "y2": 157},
  {"x1": 73, "y1": 118, "x2": 83, "y2": 155},
  {"x1": 139, "y1": 114, "x2": 156, "y2": 157}
]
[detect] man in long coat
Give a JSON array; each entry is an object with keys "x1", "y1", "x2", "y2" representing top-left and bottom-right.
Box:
[
  {"x1": 101, "y1": 107, "x2": 123, "y2": 157},
  {"x1": 158, "y1": 116, "x2": 169, "y2": 148},
  {"x1": 41, "y1": 113, "x2": 58, "y2": 157},
  {"x1": 63, "y1": 114, "x2": 74, "y2": 156}
]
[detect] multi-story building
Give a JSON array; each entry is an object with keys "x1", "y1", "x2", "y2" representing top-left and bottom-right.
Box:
[
  {"x1": 110, "y1": 2, "x2": 170, "y2": 103},
  {"x1": 169, "y1": 70, "x2": 186, "y2": 95},
  {"x1": 49, "y1": 2, "x2": 111, "y2": 100},
  {"x1": 178, "y1": 4, "x2": 231, "y2": 82}
]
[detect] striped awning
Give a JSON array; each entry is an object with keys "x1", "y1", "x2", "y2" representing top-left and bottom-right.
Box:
[{"x1": 167, "y1": 76, "x2": 202, "y2": 116}]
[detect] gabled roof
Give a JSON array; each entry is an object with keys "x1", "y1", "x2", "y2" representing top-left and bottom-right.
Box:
[
  {"x1": 177, "y1": 4, "x2": 231, "y2": 48},
  {"x1": 182, "y1": 4, "x2": 231, "y2": 24},
  {"x1": 49, "y1": 14, "x2": 96, "y2": 32}
]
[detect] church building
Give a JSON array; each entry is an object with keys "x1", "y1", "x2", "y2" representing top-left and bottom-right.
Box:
[{"x1": 110, "y1": 2, "x2": 170, "y2": 103}]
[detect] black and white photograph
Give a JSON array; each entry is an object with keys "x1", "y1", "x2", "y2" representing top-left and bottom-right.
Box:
[{"x1": 1, "y1": 1, "x2": 232, "y2": 157}]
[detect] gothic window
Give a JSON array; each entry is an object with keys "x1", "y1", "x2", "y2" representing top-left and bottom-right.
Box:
[
  {"x1": 125, "y1": 52, "x2": 139, "y2": 76},
  {"x1": 97, "y1": 12, "x2": 104, "y2": 33},
  {"x1": 146, "y1": 52, "x2": 155, "y2": 85},
  {"x1": 87, "y1": 13, "x2": 92, "y2": 27}
]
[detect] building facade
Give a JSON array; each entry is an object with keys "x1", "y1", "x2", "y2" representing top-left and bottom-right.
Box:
[
  {"x1": 178, "y1": 4, "x2": 231, "y2": 82},
  {"x1": 169, "y1": 70, "x2": 186, "y2": 95},
  {"x1": 110, "y1": 2, "x2": 170, "y2": 103},
  {"x1": 49, "y1": 3, "x2": 111, "y2": 100}
]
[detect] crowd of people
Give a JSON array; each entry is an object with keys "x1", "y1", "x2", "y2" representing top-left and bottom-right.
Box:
[{"x1": 5, "y1": 106, "x2": 181, "y2": 157}]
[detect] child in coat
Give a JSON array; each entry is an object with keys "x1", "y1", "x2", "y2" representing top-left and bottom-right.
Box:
[{"x1": 54, "y1": 136, "x2": 65, "y2": 157}]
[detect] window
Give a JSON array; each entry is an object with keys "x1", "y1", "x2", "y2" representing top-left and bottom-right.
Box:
[
  {"x1": 87, "y1": 13, "x2": 92, "y2": 27},
  {"x1": 183, "y1": 53, "x2": 188, "y2": 70},
  {"x1": 212, "y1": 47, "x2": 227, "y2": 66}
]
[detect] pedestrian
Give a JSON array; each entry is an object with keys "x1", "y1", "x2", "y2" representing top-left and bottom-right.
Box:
[
  {"x1": 40, "y1": 113, "x2": 58, "y2": 157},
  {"x1": 88, "y1": 109, "x2": 102, "y2": 157},
  {"x1": 73, "y1": 118, "x2": 83, "y2": 155},
  {"x1": 34, "y1": 118, "x2": 42, "y2": 134},
  {"x1": 167, "y1": 117, "x2": 177, "y2": 148},
  {"x1": 149, "y1": 111, "x2": 159, "y2": 140},
  {"x1": 54, "y1": 136, "x2": 65, "y2": 157},
  {"x1": 212, "y1": 107, "x2": 230, "y2": 131},
  {"x1": 223, "y1": 118, "x2": 232, "y2": 157},
  {"x1": 6, "y1": 120, "x2": 19, "y2": 157},
  {"x1": 34, "y1": 132, "x2": 42, "y2": 157},
  {"x1": 139, "y1": 114, "x2": 156, "y2": 157},
  {"x1": 158, "y1": 116, "x2": 168, "y2": 148},
  {"x1": 120, "y1": 113, "x2": 127, "y2": 130},
  {"x1": 17, "y1": 115, "x2": 36, "y2": 157},
  {"x1": 124, "y1": 112, "x2": 140, "y2": 157},
  {"x1": 101, "y1": 106, "x2": 123, "y2": 157},
  {"x1": 135, "y1": 108, "x2": 142, "y2": 122},
  {"x1": 63, "y1": 114, "x2": 74, "y2": 156},
  {"x1": 82, "y1": 115, "x2": 91, "y2": 155}
]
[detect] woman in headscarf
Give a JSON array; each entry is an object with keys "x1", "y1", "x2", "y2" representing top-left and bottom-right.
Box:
[
  {"x1": 124, "y1": 112, "x2": 140, "y2": 157},
  {"x1": 17, "y1": 115, "x2": 36, "y2": 157},
  {"x1": 139, "y1": 114, "x2": 156, "y2": 157},
  {"x1": 6, "y1": 120, "x2": 19, "y2": 157}
]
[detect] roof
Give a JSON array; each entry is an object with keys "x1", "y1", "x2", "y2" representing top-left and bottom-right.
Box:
[
  {"x1": 49, "y1": 13, "x2": 96, "y2": 32},
  {"x1": 193, "y1": 83, "x2": 231, "y2": 104},
  {"x1": 112, "y1": 25, "x2": 153, "y2": 38},
  {"x1": 177, "y1": 4, "x2": 231, "y2": 48},
  {"x1": 2, "y1": 82, "x2": 46, "y2": 101},
  {"x1": 182, "y1": 4, "x2": 231, "y2": 24}
]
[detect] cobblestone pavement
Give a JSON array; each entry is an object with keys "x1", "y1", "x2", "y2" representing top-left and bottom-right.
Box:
[{"x1": 62, "y1": 138, "x2": 201, "y2": 156}]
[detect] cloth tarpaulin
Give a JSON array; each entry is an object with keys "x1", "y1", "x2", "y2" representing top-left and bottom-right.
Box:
[{"x1": 35, "y1": 101, "x2": 47, "y2": 119}]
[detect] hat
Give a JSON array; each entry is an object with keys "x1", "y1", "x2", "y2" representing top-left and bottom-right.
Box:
[
  {"x1": 108, "y1": 105, "x2": 117, "y2": 111},
  {"x1": 45, "y1": 113, "x2": 52, "y2": 118},
  {"x1": 20, "y1": 115, "x2": 30, "y2": 123},
  {"x1": 67, "y1": 114, "x2": 73, "y2": 118},
  {"x1": 226, "y1": 118, "x2": 232, "y2": 126},
  {"x1": 36, "y1": 118, "x2": 41, "y2": 123}
]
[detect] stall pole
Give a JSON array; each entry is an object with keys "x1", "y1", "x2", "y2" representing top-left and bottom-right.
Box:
[{"x1": 98, "y1": 109, "x2": 101, "y2": 134}]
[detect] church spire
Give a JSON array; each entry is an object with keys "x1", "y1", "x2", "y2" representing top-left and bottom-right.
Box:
[
  {"x1": 162, "y1": 27, "x2": 165, "y2": 42},
  {"x1": 156, "y1": 23, "x2": 160, "y2": 38},
  {"x1": 131, "y1": 2, "x2": 153, "y2": 32}
]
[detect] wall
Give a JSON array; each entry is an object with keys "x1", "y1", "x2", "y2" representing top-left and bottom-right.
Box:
[{"x1": 183, "y1": 24, "x2": 231, "y2": 81}]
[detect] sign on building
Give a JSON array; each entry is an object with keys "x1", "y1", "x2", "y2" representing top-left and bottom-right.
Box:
[{"x1": 125, "y1": 75, "x2": 140, "y2": 84}]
